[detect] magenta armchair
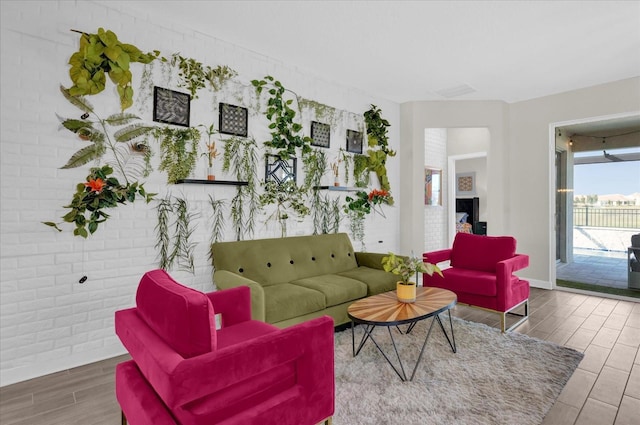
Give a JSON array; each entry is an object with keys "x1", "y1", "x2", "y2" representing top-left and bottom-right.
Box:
[
  {"x1": 423, "y1": 233, "x2": 530, "y2": 332},
  {"x1": 115, "y1": 269, "x2": 334, "y2": 425}
]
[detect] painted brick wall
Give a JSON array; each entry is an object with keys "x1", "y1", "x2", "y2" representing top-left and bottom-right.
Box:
[
  {"x1": 0, "y1": 1, "x2": 400, "y2": 385},
  {"x1": 424, "y1": 128, "x2": 447, "y2": 252}
]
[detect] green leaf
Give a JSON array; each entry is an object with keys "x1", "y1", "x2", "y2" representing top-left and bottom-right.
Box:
[
  {"x1": 42, "y1": 222, "x2": 63, "y2": 232},
  {"x1": 113, "y1": 124, "x2": 153, "y2": 142},
  {"x1": 58, "y1": 117, "x2": 94, "y2": 133},
  {"x1": 59, "y1": 86, "x2": 94, "y2": 113},
  {"x1": 104, "y1": 113, "x2": 140, "y2": 126},
  {"x1": 60, "y1": 145, "x2": 100, "y2": 169}
]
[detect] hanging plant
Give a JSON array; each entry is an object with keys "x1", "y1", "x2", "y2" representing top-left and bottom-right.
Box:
[
  {"x1": 259, "y1": 180, "x2": 310, "y2": 238},
  {"x1": 222, "y1": 136, "x2": 259, "y2": 240},
  {"x1": 44, "y1": 87, "x2": 156, "y2": 237},
  {"x1": 150, "y1": 126, "x2": 201, "y2": 183},
  {"x1": 67, "y1": 28, "x2": 159, "y2": 110},
  {"x1": 352, "y1": 154, "x2": 370, "y2": 187},
  {"x1": 251, "y1": 76, "x2": 312, "y2": 160},
  {"x1": 363, "y1": 104, "x2": 396, "y2": 193},
  {"x1": 207, "y1": 194, "x2": 226, "y2": 247},
  {"x1": 44, "y1": 165, "x2": 154, "y2": 238},
  {"x1": 164, "y1": 54, "x2": 238, "y2": 98},
  {"x1": 303, "y1": 149, "x2": 331, "y2": 234},
  {"x1": 154, "y1": 195, "x2": 198, "y2": 273}
]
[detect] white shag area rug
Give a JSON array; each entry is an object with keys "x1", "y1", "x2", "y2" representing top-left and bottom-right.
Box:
[{"x1": 333, "y1": 317, "x2": 583, "y2": 425}]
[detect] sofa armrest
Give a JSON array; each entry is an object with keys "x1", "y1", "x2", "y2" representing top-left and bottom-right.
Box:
[
  {"x1": 170, "y1": 316, "x2": 334, "y2": 408},
  {"x1": 213, "y1": 270, "x2": 265, "y2": 322},
  {"x1": 423, "y1": 249, "x2": 452, "y2": 265},
  {"x1": 355, "y1": 252, "x2": 388, "y2": 270},
  {"x1": 205, "y1": 286, "x2": 251, "y2": 327}
]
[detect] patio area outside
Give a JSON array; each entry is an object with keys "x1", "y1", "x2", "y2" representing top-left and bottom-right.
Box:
[{"x1": 556, "y1": 227, "x2": 638, "y2": 298}]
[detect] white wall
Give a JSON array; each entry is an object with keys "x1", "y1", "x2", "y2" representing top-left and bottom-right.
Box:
[
  {"x1": 0, "y1": 0, "x2": 400, "y2": 386},
  {"x1": 424, "y1": 129, "x2": 447, "y2": 252},
  {"x1": 400, "y1": 78, "x2": 640, "y2": 289}
]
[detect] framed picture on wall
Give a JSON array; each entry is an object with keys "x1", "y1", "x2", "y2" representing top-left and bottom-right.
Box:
[
  {"x1": 310, "y1": 121, "x2": 330, "y2": 148},
  {"x1": 346, "y1": 129, "x2": 363, "y2": 154},
  {"x1": 219, "y1": 103, "x2": 248, "y2": 137},
  {"x1": 153, "y1": 87, "x2": 191, "y2": 127},
  {"x1": 425, "y1": 167, "x2": 442, "y2": 206},
  {"x1": 456, "y1": 172, "x2": 476, "y2": 196}
]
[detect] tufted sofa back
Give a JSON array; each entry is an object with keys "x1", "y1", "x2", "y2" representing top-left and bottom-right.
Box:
[{"x1": 211, "y1": 233, "x2": 359, "y2": 286}]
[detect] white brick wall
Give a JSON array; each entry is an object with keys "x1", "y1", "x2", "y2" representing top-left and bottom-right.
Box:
[
  {"x1": 424, "y1": 128, "x2": 447, "y2": 252},
  {"x1": 0, "y1": 0, "x2": 401, "y2": 385}
]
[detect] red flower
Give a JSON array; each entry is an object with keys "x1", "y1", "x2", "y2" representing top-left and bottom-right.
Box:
[
  {"x1": 368, "y1": 188, "x2": 389, "y2": 201},
  {"x1": 84, "y1": 178, "x2": 105, "y2": 193}
]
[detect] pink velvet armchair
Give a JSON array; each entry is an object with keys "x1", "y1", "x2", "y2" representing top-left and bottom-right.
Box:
[
  {"x1": 115, "y1": 269, "x2": 334, "y2": 425},
  {"x1": 423, "y1": 233, "x2": 530, "y2": 332}
]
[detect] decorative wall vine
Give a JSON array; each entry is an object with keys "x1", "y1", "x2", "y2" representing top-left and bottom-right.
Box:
[{"x1": 49, "y1": 26, "x2": 397, "y2": 271}]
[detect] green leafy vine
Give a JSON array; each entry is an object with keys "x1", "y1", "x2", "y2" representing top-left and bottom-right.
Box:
[
  {"x1": 67, "y1": 28, "x2": 159, "y2": 110},
  {"x1": 251, "y1": 76, "x2": 312, "y2": 160}
]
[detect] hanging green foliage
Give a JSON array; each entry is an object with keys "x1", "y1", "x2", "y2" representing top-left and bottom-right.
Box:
[
  {"x1": 251, "y1": 76, "x2": 312, "y2": 160},
  {"x1": 259, "y1": 180, "x2": 310, "y2": 238},
  {"x1": 363, "y1": 104, "x2": 396, "y2": 193},
  {"x1": 67, "y1": 28, "x2": 159, "y2": 110},
  {"x1": 164, "y1": 54, "x2": 238, "y2": 98},
  {"x1": 150, "y1": 126, "x2": 201, "y2": 183},
  {"x1": 43, "y1": 165, "x2": 154, "y2": 238},
  {"x1": 154, "y1": 196, "x2": 198, "y2": 273},
  {"x1": 222, "y1": 136, "x2": 259, "y2": 240},
  {"x1": 45, "y1": 87, "x2": 156, "y2": 237}
]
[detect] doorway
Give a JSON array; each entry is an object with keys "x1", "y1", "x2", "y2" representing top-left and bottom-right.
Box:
[{"x1": 552, "y1": 114, "x2": 640, "y2": 299}]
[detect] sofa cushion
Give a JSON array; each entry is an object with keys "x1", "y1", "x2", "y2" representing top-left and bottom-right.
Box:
[
  {"x1": 440, "y1": 268, "x2": 503, "y2": 297},
  {"x1": 337, "y1": 266, "x2": 398, "y2": 295},
  {"x1": 263, "y1": 283, "x2": 326, "y2": 324},
  {"x1": 450, "y1": 233, "x2": 516, "y2": 273},
  {"x1": 135, "y1": 269, "x2": 216, "y2": 358},
  {"x1": 291, "y1": 274, "x2": 367, "y2": 306}
]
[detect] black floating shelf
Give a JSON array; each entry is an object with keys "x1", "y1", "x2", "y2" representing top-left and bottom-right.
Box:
[
  {"x1": 175, "y1": 179, "x2": 248, "y2": 186},
  {"x1": 314, "y1": 186, "x2": 362, "y2": 192}
]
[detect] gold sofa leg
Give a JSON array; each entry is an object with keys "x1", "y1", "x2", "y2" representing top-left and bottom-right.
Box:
[
  {"x1": 121, "y1": 411, "x2": 127, "y2": 425},
  {"x1": 324, "y1": 417, "x2": 333, "y2": 425}
]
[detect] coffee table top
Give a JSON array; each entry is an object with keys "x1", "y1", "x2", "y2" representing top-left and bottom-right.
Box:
[{"x1": 348, "y1": 286, "x2": 457, "y2": 326}]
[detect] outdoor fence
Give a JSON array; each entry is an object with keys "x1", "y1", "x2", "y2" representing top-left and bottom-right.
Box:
[{"x1": 573, "y1": 206, "x2": 640, "y2": 229}]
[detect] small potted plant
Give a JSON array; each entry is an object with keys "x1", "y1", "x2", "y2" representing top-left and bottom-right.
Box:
[
  {"x1": 200, "y1": 124, "x2": 219, "y2": 180},
  {"x1": 381, "y1": 252, "x2": 442, "y2": 303}
]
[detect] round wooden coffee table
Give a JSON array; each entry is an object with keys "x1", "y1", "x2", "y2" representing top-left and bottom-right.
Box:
[{"x1": 347, "y1": 286, "x2": 457, "y2": 381}]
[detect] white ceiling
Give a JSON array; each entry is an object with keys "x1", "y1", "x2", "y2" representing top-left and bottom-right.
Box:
[{"x1": 117, "y1": 0, "x2": 640, "y2": 104}]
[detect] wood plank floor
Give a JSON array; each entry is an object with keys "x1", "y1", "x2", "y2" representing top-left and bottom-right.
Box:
[{"x1": 0, "y1": 287, "x2": 638, "y2": 425}]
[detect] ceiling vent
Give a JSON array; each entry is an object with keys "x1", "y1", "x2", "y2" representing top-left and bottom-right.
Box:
[{"x1": 435, "y1": 84, "x2": 476, "y2": 99}]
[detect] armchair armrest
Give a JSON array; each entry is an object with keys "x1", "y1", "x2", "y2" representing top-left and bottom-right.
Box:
[
  {"x1": 497, "y1": 253, "x2": 529, "y2": 277},
  {"x1": 169, "y1": 315, "x2": 334, "y2": 408},
  {"x1": 423, "y1": 249, "x2": 452, "y2": 265},
  {"x1": 213, "y1": 270, "x2": 265, "y2": 321},
  {"x1": 205, "y1": 286, "x2": 251, "y2": 327}
]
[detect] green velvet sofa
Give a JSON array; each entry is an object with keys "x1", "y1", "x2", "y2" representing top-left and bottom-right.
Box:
[{"x1": 210, "y1": 233, "x2": 399, "y2": 328}]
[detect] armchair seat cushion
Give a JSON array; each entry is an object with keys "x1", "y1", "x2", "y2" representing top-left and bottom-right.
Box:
[
  {"x1": 263, "y1": 283, "x2": 326, "y2": 324},
  {"x1": 439, "y1": 268, "x2": 501, "y2": 297},
  {"x1": 291, "y1": 274, "x2": 367, "y2": 306},
  {"x1": 338, "y1": 266, "x2": 400, "y2": 295},
  {"x1": 216, "y1": 320, "x2": 279, "y2": 350}
]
